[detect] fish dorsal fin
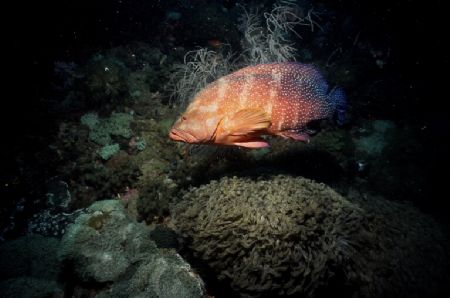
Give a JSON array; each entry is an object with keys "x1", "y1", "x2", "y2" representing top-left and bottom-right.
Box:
[{"x1": 228, "y1": 108, "x2": 271, "y2": 136}]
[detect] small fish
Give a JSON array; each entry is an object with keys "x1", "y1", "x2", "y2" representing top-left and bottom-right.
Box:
[
  {"x1": 169, "y1": 62, "x2": 346, "y2": 148},
  {"x1": 207, "y1": 39, "x2": 224, "y2": 49}
]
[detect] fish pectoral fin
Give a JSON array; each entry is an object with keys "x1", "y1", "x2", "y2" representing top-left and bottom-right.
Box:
[
  {"x1": 229, "y1": 108, "x2": 271, "y2": 136},
  {"x1": 277, "y1": 130, "x2": 310, "y2": 143}
]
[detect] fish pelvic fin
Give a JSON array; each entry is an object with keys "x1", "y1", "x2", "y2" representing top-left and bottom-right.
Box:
[
  {"x1": 228, "y1": 108, "x2": 271, "y2": 136},
  {"x1": 233, "y1": 137, "x2": 270, "y2": 148}
]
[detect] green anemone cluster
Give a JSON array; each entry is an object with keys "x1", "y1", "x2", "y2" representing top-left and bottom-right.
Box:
[
  {"x1": 172, "y1": 175, "x2": 449, "y2": 297},
  {"x1": 81, "y1": 112, "x2": 133, "y2": 146}
]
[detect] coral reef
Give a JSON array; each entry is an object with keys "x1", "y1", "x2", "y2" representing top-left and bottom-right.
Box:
[
  {"x1": 130, "y1": 116, "x2": 181, "y2": 223},
  {"x1": 60, "y1": 199, "x2": 205, "y2": 297},
  {"x1": 172, "y1": 175, "x2": 449, "y2": 297},
  {"x1": 59, "y1": 200, "x2": 158, "y2": 282},
  {"x1": 310, "y1": 128, "x2": 353, "y2": 158},
  {"x1": 80, "y1": 112, "x2": 133, "y2": 146},
  {"x1": 96, "y1": 143, "x2": 120, "y2": 160},
  {"x1": 149, "y1": 225, "x2": 180, "y2": 249},
  {"x1": 27, "y1": 209, "x2": 84, "y2": 237},
  {"x1": 84, "y1": 55, "x2": 129, "y2": 106},
  {"x1": 26, "y1": 177, "x2": 83, "y2": 237},
  {"x1": 3, "y1": 1, "x2": 448, "y2": 297},
  {"x1": 136, "y1": 179, "x2": 177, "y2": 222},
  {"x1": 67, "y1": 151, "x2": 140, "y2": 209}
]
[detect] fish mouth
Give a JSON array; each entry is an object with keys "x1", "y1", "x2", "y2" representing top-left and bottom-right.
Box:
[{"x1": 169, "y1": 128, "x2": 199, "y2": 143}]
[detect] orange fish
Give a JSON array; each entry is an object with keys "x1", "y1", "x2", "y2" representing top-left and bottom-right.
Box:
[{"x1": 169, "y1": 62, "x2": 346, "y2": 148}]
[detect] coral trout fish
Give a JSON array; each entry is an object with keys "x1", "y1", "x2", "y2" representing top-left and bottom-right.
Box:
[{"x1": 169, "y1": 62, "x2": 346, "y2": 148}]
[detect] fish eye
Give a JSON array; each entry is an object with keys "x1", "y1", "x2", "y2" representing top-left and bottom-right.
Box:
[{"x1": 182, "y1": 116, "x2": 187, "y2": 121}]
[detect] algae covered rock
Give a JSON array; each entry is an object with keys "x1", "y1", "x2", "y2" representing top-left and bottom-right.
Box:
[
  {"x1": 172, "y1": 175, "x2": 449, "y2": 297},
  {"x1": 60, "y1": 199, "x2": 204, "y2": 297}
]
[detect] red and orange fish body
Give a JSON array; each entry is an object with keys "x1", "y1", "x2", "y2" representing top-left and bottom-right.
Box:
[{"x1": 169, "y1": 62, "x2": 346, "y2": 148}]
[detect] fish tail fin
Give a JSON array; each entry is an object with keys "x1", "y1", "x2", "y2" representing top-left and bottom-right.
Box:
[{"x1": 329, "y1": 87, "x2": 347, "y2": 125}]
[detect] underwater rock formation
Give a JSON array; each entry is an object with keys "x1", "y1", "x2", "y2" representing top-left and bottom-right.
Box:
[
  {"x1": 60, "y1": 200, "x2": 205, "y2": 297},
  {"x1": 172, "y1": 175, "x2": 449, "y2": 297},
  {"x1": 0, "y1": 235, "x2": 62, "y2": 297}
]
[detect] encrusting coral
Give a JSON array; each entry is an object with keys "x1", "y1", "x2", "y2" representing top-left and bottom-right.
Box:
[{"x1": 172, "y1": 175, "x2": 449, "y2": 297}]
